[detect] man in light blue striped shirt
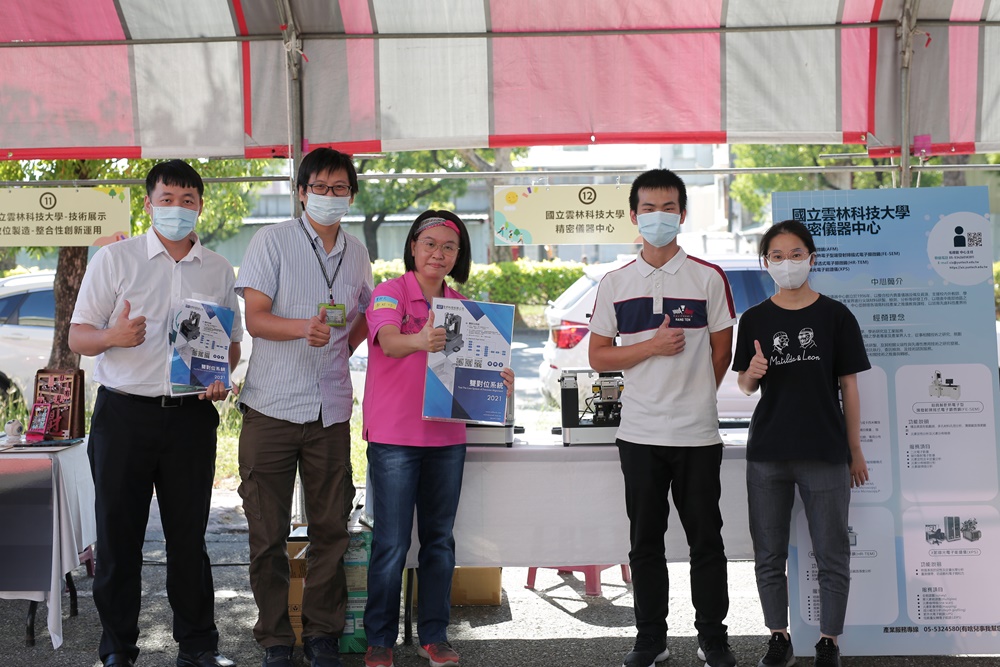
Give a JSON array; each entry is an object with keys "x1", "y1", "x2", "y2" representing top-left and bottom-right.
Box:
[{"x1": 235, "y1": 148, "x2": 373, "y2": 667}]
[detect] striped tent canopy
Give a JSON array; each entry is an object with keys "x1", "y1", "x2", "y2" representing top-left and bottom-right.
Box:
[{"x1": 1, "y1": 0, "x2": 998, "y2": 160}]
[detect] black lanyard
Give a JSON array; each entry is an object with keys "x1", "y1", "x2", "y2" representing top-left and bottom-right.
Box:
[{"x1": 299, "y1": 219, "x2": 345, "y2": 303}]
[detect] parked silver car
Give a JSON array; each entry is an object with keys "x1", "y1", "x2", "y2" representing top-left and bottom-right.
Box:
[{"x1": 538, "y1": 255, "x2": 775, "y2": 419}]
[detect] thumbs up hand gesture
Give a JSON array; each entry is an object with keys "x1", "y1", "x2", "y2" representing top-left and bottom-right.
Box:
[
  {"x1": 648, "y1": 314, "x2": 685, "y2": 357},
  {"x1": 305, "y1": 313, "x2": 332, "y2": 347},
  {"x1": 746, "y1": 340, "x2": 769, "y2": 380},
  {"x1": 418, "y1": 310, "x2": 447, "y2": 353},
  {"x1": 109, "y1": 300, "x2": 146, "y2": 348}
]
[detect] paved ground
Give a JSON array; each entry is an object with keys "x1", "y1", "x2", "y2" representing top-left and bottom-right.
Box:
[
  {"x1": 2, "y1": 500, "x2": 998, "y2": 667},
  {"x1": 2, "y1": 330, "x2": 997, "y2": 665}
]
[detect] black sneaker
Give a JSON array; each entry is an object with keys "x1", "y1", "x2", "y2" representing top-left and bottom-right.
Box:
[
  {"x1": 758, "y1": 632, "x2": 795, "y2": 667},
  {"x1": 697, "y1": 634, "x2": 737, "y2": 667},
  {"x1": 262, "y1": 645, "x2": 294, "y2": 667},
  {"x1": 622, "y1": 634, "x2": 670, "y2": 667},
  {"x1": 813, "y1": 638, "x2": 841, "y2": 667},
  {"x1": 304, "y1": 636, "x2": 343, "y2": 667}
]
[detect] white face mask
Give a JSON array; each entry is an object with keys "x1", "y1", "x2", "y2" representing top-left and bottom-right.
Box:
[
  {"x1": 766, "y1": 255, "x2": 813, "y2": 290},
  {"x1": 305, "y1": 194, "x2": 351, "y2": 226},
  {"x1": 636, "y1": 211, "x2": 681, "y2": 247}
]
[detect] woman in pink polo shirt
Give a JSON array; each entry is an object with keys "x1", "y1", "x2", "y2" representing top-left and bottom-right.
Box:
[{"x1": 361, "y1": 210, "x2": 513, "y2": 667}]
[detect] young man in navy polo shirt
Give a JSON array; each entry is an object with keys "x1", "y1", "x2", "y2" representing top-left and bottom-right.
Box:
[{"x1": 589, "y1": 169, "x2": 737, "y2": 667}]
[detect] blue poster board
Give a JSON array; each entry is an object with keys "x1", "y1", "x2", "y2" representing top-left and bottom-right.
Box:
[
  {"x1": 423, "y1": 298, "x2": 514, "y2": 425},
  {"x1": 772, "y1": 186, "x2": 1000, "y2": 656}
]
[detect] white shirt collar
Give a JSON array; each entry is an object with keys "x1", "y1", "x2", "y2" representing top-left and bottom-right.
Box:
[
  {"x1": 636, "y1": 247, "x2": 687, "y2": 277},
  {"x1": 145, "y1": 229, "x2": 202, "y2": 263}
]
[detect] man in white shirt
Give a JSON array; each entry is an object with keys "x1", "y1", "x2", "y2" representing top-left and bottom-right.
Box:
[
  {"x1": 588, "y1": 169, "x2": 737, "y2": 667},
  {"x1": 70, "y1": 160, "x2": 241, "y2": 667}
]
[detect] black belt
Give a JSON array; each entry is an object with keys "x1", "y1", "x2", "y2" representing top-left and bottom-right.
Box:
[{"x1": 102, "y1": 386, "x2": 193, "y2": 408}]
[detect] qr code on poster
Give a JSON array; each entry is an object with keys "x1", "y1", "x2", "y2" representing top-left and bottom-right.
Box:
[{"x1": 967, "y1": 232, "x2": 983, "y2": 247}]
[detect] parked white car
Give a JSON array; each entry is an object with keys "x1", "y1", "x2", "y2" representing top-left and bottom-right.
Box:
[
  {"x1": 0, "y1": 271, "x2": 253, "y2": 403},
  {"x1": 538, "y1": 255, "x2": 776, "y2": 420},
  {"x1": 349, "y1": 339, "x2": 367, "y2": 404}
]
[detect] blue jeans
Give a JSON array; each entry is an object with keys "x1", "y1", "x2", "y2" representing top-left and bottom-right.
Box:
[
  {"x1": 746, "y1": 459, "x2": 851, "y2": 636},
  {"x1": 364, "y1": 442, "x2": 466, "y2": 647}
]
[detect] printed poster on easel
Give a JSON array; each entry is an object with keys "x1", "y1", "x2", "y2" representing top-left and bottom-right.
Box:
[{"x1": 772, "y1": 186, "x2": 1000, "y2": 656}]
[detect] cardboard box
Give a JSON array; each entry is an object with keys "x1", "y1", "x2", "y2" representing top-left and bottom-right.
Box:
[
  {"x1": 339, "y1": 593, "x2": 368, "y2": 654},
  {"x1": 344, "y1": 523, "x2": 372, "y2": 593},
  {"x1": 340, "y1": 512, "x2": 372, "y2": 654},
  {"x1": 287, "y1": 525, "x2": 308, "y2": 560},
  {"x1": 451, "y1": 566, "x2": 502, "y2": 606},
  {"x1": 286, "y1": 514, "x2": 374, "y2": 653},
  {"x1": 414, "y1": 566, "x2": 503, "y2": 607},
  {"x1": 288, "y1": 545, "x2": 307, "y2": 646}
]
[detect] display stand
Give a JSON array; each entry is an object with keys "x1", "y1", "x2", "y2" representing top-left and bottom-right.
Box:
[{"x1": 31, "y1": 369, "x2": 85, "y2": 439}]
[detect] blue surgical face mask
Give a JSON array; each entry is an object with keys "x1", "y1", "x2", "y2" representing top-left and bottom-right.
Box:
[
  {"x1": 306, "y1": 194, "x2": 351, "y2": 226},
  {"x1": 636, "y1": 211, "x2": 681, "y2": 247},
  {"x1": 151, "y1": 206, "x2": 198, "y2": 241}
]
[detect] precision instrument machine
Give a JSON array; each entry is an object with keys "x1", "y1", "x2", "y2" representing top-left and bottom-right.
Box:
[
  {"x1": 559, "y1": 368, "x2": 624, "y2": 445},
  {"x1": 928, "y1": 370, "x2": 961, "y2": 399},
  {"x1": 466, "y1": 383, "x2": 516, "y2": 446}
]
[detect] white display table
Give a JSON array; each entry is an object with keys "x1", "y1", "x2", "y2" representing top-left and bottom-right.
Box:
[
  {"x1": 399, "y1": 439, "x2": 752, "y2": 642},
  {"x1": 406, "y1": 440, "x2": 752, "y2": 567},
  {"x1": 0, "y1": 441, "x2": 96, "y2": 648}
]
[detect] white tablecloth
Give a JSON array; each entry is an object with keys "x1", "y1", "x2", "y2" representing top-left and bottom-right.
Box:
[
  {"x1": 0, "y1": 442, "x2": 96, "y2": 648},
  {"x1": 404, "y1": 441, "x2": 752, "y2": 568}
]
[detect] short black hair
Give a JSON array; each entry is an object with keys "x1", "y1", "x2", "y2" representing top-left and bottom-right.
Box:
[
  {"x1": 403, "y1": 210, "x2": 472, "y2": 284},
  {"x1": 145, "y1": 160, "x2": 203, "y2": 198},
  {"x1": 296, "y1": 148, "x2": 359, "y2": 196},
  {"x1": 629, "y1": 168, "x2": 687, "y2": 213},
  {"x1": 759, "y1": 220, "x2": 817, "y2": 259}
]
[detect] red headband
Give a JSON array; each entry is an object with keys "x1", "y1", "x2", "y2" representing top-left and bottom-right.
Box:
[{"x1": 415, "y1": 216, "x2": 461, "y2": 236}]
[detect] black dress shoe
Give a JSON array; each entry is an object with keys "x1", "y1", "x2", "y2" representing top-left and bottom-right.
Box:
[
  {"x1": 176, "y1": 650, "x2": 236, "y2": 667},
  {"x1": 103, "y1": 654, "x2": 135, "y2": 667}
]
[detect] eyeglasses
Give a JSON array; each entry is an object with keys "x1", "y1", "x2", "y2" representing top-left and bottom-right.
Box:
[
  {"x1": 307, "y1": 183, "x2": 352, "y2": 197},
  {"x1": 766, "y1": 250, "x2": 811, "y2": 264},
  {"x1": 416, "y1": 238, "x2": 459, "y2": 256}
]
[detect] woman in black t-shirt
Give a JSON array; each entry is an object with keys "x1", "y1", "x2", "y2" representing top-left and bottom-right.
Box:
[{"x1": 732, "y1": 220, "x2": 871, "y2": 667}]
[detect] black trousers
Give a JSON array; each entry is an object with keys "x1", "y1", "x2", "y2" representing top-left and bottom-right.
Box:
[
  {"x1": 88, "y1": 386, "x2": 220, "y2": 662},
  {"x1": 617, "y1": 440, "x2": 730, "y2": 641}
]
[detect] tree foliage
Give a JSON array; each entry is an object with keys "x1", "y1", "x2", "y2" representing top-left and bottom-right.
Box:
[
  {"x1": 353, "y1": 151, "x2": 471, "y2": 260},
  {"x1": 728, "y1": 144, "x2": 943, "y2": 222},
  {"x1": 352, "y1": 148, "x2": 527, "y2": 260},
  {"x1": 370, "y1": 257, "x2": 584, "y2": 305}
]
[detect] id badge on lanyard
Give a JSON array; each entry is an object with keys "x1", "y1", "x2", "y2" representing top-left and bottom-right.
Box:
[
  {"x1": 319, "y1": 302, "x2": 347, "y2": 327},
  {"x1": 301, "y1": 219, "x2": 347, "y2": 327}
]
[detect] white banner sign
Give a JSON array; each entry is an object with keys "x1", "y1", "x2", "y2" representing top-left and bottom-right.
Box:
[
  {"x1": 493, "y1": 184, "x2": 636, "y2": 245},
  {"x1": 0, "y1": 187, "x2": 130, "y2": 247}
]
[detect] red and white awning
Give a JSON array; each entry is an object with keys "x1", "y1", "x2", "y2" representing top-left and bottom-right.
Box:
[{"x1": 1, "y1": 0, "x2": 998, "y2": 160}]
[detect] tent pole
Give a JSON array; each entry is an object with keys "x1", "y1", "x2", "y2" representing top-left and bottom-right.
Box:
[
  {"x1": 899, "y1": 0, "x2": 920, "y2": 188},
  {"x1": 278, "y1": 0, "x2": 305, "y2": 217},
  {"x1": 276, "y1": 0, "x2": 307, "y2": 525}
]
